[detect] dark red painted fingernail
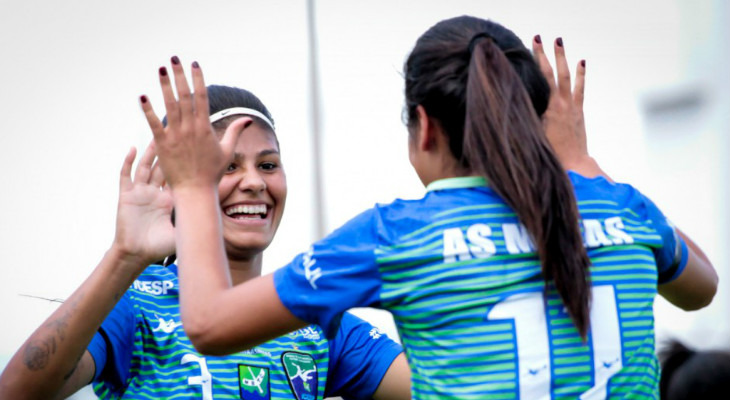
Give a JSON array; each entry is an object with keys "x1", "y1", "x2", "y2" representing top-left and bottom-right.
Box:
[
  {"x1": 580, "y1": 59, "x2": 586, "y2": 68},
  {"x1": 556, "y1": 37, "x2": 563, "y2": 47},
  {"x1": 140, "y1": 95, "x2": 148, "y2": 104},
  {"x1": 171, "y1": 56, "x2": 180, "y2": 65},
  {"x1": 534, "y1": 35, "x2": 542, "y2": 44},
  {"x1": 192, "y1": 61, "x2": 200, "y2": 69},
  {"x1": 159, "y1": 66, "x2": 167, "y2": 76}
]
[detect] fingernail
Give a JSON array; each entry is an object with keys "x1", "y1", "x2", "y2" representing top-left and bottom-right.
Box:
[
  {"x1": 534, "y1": 35, "x2": 542, "y2": 44},
  {"x1": 580, "y1": 59, "x2": 586, "y2": 68},
  {"x1": 192, "y1": 61, "x2": 200, "y2": 69},
  {"x1": 556, "y1": 37, "x2": 563, "y2": 47},
  {"x1": 140, "y1": 95, "x2": 148, "y2": 104},
  {"x1": 171, "y1": 56, "x2": 180, "y2": 65},
  {"x1": 159, "y1": 66, "x2": 167, "y2": 76}
]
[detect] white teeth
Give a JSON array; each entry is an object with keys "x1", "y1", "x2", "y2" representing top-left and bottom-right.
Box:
[{"x1": 225, "y1": 204, "x2": 267, "y2": 216}]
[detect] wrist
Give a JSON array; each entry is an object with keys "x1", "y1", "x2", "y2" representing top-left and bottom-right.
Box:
[
  {"x1": 106, "y1": 244, "x2": 151, "y2": 275},
  {"x1": 172, "y1": 184, "x2": 220, "y2": 209}
]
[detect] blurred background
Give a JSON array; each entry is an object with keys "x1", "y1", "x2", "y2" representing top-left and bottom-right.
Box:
[{"x1": 0, "y1": 0, "x2": 727, "y2": 398}]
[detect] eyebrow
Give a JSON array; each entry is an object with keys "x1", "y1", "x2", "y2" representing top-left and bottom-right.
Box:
[{"x1": 232, "y1": 149, "x2": 280, "y2": 160}]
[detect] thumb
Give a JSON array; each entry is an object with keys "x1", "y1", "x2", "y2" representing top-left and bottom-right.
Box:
[{"x1": 219, "y1": 117, "x2": 253, "y2": 160}]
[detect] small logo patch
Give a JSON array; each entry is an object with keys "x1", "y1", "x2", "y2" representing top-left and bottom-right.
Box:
[
  {"x1": 238, "y1": 364, "x2": 270, "y2": 400},
  {"x1": 282, "y1": 352, "x2": 318, "y2": 400}
]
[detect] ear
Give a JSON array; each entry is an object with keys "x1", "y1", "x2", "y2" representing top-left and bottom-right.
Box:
[{"x1": 415, "y1": 105, "x2": 435, "y2": 151}]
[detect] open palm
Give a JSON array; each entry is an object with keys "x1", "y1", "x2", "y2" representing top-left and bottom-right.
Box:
[{"x1": 113, "y1": 142, "x2": 175, "y2": 268}]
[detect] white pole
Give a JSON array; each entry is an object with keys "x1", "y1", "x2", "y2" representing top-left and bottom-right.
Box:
[{"x1": 306, "y1": 0, "x2": 326, "y2": 240}]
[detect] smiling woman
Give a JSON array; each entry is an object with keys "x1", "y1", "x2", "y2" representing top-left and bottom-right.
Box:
[{"x1": 0, "y1": 82, "x2": 410, "y2": 400}]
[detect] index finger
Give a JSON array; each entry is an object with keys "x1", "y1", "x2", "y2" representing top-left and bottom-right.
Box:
[{"x1": 532, "y1": 35, "x2": 556, "y2": 90}]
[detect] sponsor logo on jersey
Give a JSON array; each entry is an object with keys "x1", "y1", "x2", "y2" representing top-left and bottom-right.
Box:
[
  {"x1": 132, "y1": 279, "x2": 175, "y2": 295},
  {"x1": 281, "y1": 352, "x2": 318, "y2": 400},
  {"x1": 288, "y1": 326, "x2": 321, "y2": 341},
  {"x1": 241, "y1": 348, "x2": 273, "y2": 358},
  {"x1": 152, "y1": 315, "x2": 182, "y2": 334},
  {"x1": 238, "y1": 364, "x2": 270, "y2": 400}
]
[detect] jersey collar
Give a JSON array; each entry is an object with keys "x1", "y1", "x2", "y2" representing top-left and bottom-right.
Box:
[{"x1": 426, "y1": 176, "x2": 487, "y2": 192}]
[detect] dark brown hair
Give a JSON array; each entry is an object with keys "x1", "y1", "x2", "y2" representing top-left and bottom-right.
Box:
[{"x1": 405, "y1": 16, "x2": 591, "y2": 337}]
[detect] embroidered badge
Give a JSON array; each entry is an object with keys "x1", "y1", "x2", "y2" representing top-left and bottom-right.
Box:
[
  {"x1": 238, "y1": 364, "x2": 270, "y2": 400},
  {"x1": 281, "y1": 352, "x2": 318, "y2": 400}
]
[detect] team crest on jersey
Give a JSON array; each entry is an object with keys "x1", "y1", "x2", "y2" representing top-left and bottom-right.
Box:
[
  {"x1": 238, "y1": 364, "x2": 270, "y2": 400},
  {"x1": 281, "y1": 352, "x2": 318, "y2": 400}
]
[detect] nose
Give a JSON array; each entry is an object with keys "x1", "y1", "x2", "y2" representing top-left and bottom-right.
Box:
[{"x1": 237, "y1": 169, "x2": 267, "y2": 193}]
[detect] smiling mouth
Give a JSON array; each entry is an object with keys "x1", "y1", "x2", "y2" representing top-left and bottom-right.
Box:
[{"x1": 224, "y1": 204, "x2": 269, "y2": 220}]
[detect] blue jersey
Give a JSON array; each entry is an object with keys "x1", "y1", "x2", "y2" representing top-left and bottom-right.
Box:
[
  {"x1": 88, "y1": 264, "x2": 402, "y2": 400},
  {"x1": 274, "y1": 173, "x2": 688, "y2": 400}
]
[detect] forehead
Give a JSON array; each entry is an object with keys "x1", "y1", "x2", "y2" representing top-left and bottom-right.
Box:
[{"x1": 231, "y1": 124, "x2": 280, "y2": 154}]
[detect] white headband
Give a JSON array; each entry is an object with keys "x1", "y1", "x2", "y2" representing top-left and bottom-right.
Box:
[{"x1": 209, "y1": 107, "x2": 275, "y2": 131}]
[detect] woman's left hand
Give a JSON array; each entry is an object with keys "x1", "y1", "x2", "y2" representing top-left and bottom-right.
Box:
[{"x1": 139, "y1": 57, "x2": 252, "y2": 191}]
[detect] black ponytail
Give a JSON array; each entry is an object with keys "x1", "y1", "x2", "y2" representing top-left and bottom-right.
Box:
[{"x1": 405, "y1": 15, "x2": 591, "y2": 338}]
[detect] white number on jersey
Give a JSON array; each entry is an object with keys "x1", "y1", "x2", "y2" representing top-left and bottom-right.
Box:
[
  {"x1": 487, "y1": 285, "x2": 623, "y2": 400},
  {"x1": 181, "y1": 353, "x2": 213, "y2": 400}
]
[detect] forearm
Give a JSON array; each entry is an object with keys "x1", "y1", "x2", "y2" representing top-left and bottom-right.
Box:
[
  {"x1": 172, "y1": 186, "x2": 232, "y2": 342},
  {"x1": 0, "y1": 247, "x2": 144, "y2": 399},
  {"x1": 172, "y1": 187, "x2": 305, "y2": 353}
]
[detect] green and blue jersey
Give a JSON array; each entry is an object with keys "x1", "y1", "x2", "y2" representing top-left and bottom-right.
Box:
[
  {"x1": 88, "y1": 264, "x2": 402, "y2": 400},
  {"x1": 274, "y1": 172, "x2": 688, "y2": 400}
]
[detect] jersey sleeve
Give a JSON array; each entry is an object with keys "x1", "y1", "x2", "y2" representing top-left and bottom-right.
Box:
[
  {"x1": 273, "y1": 208, "x2": 383, "y2": 338},
  {"x1": 638, "y1": 193, "x2": 689, "y2": 284},
  {"x1": 87, "y1": 289, "x2": 136, "y2": 391},
  {"x1": 324, "y1": 312, "x2": 403, "y2": 400}
]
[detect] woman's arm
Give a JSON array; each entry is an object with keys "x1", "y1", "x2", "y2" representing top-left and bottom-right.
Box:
[
  {"x1": 372, "y1": 353, "x2": 411, "y2": 400},
  {"x1": 0, "y1": 144, "x2": 174, "y2": 399},
  {"x1": 171, "y1": 186, "x2": 305, "y2": 354},
  {"x1": 658, "y1": 229, "x2": 718, "y2": 310},
  {"x1": 531, "y1": 37, "x2": 717, "y2": 310}
]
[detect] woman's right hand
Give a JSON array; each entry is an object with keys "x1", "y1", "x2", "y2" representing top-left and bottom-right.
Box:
[
  {"x1": 532, "y1": 36, "x2": 609, "y2": 179},
  {"x1": 112, "y1": 141, "x2": 175, "y2": 267}
]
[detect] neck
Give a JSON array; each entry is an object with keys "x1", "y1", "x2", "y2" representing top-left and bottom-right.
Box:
[
  {"x1": 422, "y1": 155, "x2": 474, "y2": 187},
  {"x1": 227, "y1": 253, "x2": 264, "y2": 285}
]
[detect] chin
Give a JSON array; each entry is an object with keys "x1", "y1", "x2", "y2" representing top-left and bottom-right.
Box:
[{"x1": 225, "y1": 235, "x2": 272, "y2": 255}]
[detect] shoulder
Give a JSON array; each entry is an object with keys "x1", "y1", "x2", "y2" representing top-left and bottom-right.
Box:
[{"x1": 568, "y1": 171, "x2": 648, "y2": 211}]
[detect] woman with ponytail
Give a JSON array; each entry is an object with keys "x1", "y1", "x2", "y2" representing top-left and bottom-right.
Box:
[{"x1": 143, "y1": 15, "x2": 717, "y2": 400}]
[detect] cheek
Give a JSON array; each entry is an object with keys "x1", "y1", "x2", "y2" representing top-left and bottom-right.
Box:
[
  {"x1": 268, "y1": 175, "x2": 287, "y2": 209},
  {"x1": 218, "y1": 177, "x2": 237, "y2": 200}
]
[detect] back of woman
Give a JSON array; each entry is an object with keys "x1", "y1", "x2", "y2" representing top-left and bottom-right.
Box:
[
  {"x1": 370, "y1": 172, "x2": 678, "y2": 399},
  {"x1": 276, "y1": 16, "x2": 686, "y2": 399}
]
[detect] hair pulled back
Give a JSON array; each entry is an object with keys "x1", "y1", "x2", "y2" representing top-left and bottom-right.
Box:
[
  {"x1": 207, "y1": 85, "x2": 276, "y2": 133},
  {"x1": 405, "y1": 16, "x2": 591, "y2": 337}
]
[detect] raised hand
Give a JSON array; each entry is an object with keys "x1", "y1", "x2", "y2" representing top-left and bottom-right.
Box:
[
  {"x1": 532, "y1": 36, "x2": 600, "y2": 177},
  {"x1": 139, "y1": 57, "x2": 251, "y2": 192},
  {"x1": 113, "y1": 141, "x2": 174, "y2": 266}
]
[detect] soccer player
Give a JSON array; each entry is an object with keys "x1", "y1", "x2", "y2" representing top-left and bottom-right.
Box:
[
  {"x1": 0, "y1": 84, "x2": 410, "y2": 399},
  {"x1": 144, "y1": 16, "x2": 718, "y2": 400}
]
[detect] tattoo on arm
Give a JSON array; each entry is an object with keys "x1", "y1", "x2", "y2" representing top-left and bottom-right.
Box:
[{"x1": 22, "y1": 297, "x2": 77, "y2": 372}]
